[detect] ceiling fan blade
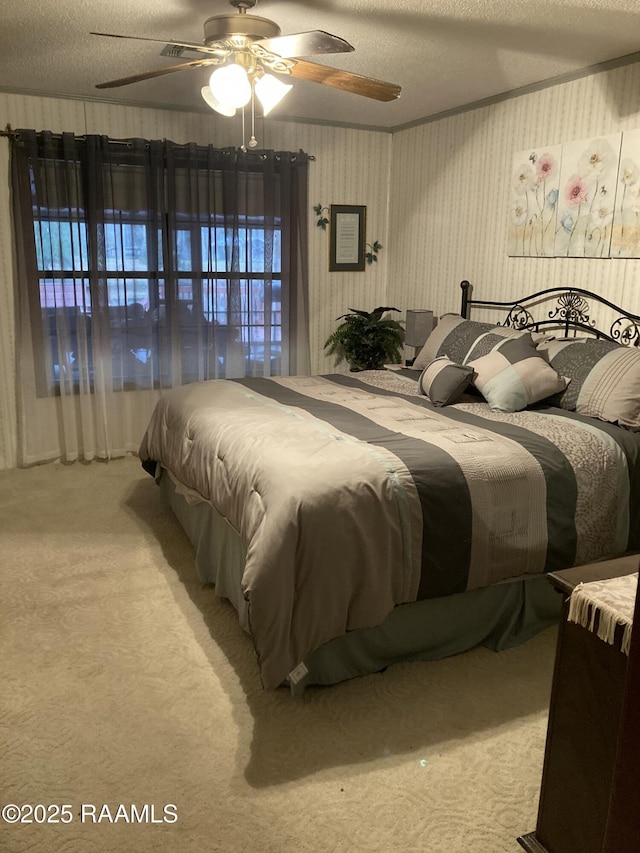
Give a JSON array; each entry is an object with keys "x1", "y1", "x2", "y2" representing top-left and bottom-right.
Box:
[
  {"x1": 259, "y1": 30, "x2": 354, "y2": 58},
  {"x1": 90, "y1": 31, "x2": 228, "y2": 58},
  {"x1": 95, "y1": 57, "x2": 222, "y2": 89},
  {"x1": 285, "y1": 59, "x2": 401, "y2": 102}
]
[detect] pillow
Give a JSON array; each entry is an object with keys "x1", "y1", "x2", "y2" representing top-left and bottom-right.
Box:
[
  {"x1": 418, "y1": 357, "x2": 475, "y2": 406},
  {"x1": 413, "y1": 314, "x2": 528, "y2": 370},
  {"x1": 537, "y1": 337, "x2": 640, "y2": 429},
  {"x1": 465, "y1": 333, "x2": 568, "y2": 412}
]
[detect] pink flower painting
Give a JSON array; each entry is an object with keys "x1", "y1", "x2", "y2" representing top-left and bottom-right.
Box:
[
  {"x1": 554, "y1": 134, "x2": 622, "y2": 257},
  {"x1": 564, "y1": 175, "x2": 589, "y2": 206},
  {"x1": 536, "y1": 154, "x2": 556, "y2": 182},
  {"x1": 507, "y1": 146, "x2": 561, "y2": 256}
]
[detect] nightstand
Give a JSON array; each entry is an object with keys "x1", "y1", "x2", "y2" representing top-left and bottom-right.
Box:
[{"x1": 517, "y1": 555, "x2": 638, "y2": 853}]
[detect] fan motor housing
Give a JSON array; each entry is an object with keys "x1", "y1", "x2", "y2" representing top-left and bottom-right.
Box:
[{"x1": 203, "y1": 14, "x2": 281, "y2": 44}]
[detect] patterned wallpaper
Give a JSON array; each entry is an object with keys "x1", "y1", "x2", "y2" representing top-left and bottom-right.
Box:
[
  {"x1": 2, "y1": 56, "x2": 640, "y2": 467},
  {"x1": 388, "y1": 61, "x2": 640, "y2": 326}
]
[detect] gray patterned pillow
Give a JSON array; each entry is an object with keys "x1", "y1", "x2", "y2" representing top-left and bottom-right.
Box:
[
  {"x1": 466, "y1": 334, "x2": 568, "y2": 412},
  {"x1": 418, "y1": 357, "x2": 475, "y2": 406},
  {"x1": 413, "y1": 314, "x2": 528, "y2": 370},
  {"x1": 538, "y1": 338, "x2": 640, "y2": 429}
]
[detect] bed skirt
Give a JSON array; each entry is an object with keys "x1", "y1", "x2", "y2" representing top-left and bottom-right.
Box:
[{"x1": 159, "y1": 468, "x2": 562, "y2": 693}]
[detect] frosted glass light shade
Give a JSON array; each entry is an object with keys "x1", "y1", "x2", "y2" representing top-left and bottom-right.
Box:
[
  {"x1": 209, "y1": 64, "x2": 252, "y2": 109},
  {"x1": 201, "y1": 85, "x2": 236, "y2": 117},
  {"x1": 255, "y1": 73, "x2": 293, "y2": 116}
]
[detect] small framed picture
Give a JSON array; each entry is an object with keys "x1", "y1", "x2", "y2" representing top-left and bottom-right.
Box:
[{"x1": 329, "y1": 204, "x2": 366, "y2": 271}]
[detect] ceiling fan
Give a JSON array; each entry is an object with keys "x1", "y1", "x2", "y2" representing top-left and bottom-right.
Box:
[{"x1": 92, "y1": 0, "x2": 401, "y2": 123}]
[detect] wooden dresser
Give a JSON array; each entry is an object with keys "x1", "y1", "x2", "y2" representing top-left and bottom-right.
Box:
[{"x1": 517, "y1": 555, "x2": 638, "y2": 853}]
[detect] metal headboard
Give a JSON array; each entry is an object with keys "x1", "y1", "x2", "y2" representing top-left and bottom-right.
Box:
[{"x1": 459, "y1": 280, "x2": 640, "y2": 347}]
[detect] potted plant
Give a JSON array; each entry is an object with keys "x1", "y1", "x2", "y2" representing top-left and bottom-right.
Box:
[{"x1": 324, "y1": 306, "x2": 405, "y2": 371}]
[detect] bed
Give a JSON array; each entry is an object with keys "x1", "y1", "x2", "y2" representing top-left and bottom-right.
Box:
[{"x1": 139, "y1": 281, "x2": 640, "y2": 693}]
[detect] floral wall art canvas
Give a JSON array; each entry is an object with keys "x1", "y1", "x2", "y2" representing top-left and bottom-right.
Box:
[
  {"x1": 610, "y1": 128, "x2": 640, "y2": 258},
  {"x1": 554, "y1": 133, "x2": 622, "y2": 258},
  {"x1": 507, "y1": 145, "x2": 562, "y2": 256}
]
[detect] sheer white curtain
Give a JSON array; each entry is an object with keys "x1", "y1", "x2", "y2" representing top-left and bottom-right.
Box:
[
  {"x1": 0, "y1": 138, "x2": 17, "y2": 470},
  {"x1": 9, "y1": 131, "x2": 310, "y2": 465}
]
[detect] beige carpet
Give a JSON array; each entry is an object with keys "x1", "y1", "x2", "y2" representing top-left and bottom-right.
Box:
[{"x1": 0, "y1": 456, "x2": 557, "y2": 853}]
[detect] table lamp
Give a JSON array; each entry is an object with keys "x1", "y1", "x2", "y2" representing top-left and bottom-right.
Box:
[{"x1": 405, "y1": 309, "x2": 436, "y2": 366}]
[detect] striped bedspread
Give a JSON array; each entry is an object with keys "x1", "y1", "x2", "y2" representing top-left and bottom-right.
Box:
[{"x1": 139, "y1": 370, "x2": 640, "y2": 688}]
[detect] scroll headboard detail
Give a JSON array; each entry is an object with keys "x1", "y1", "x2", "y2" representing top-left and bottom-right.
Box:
[{"x1": 459, "y1": 280, "x2": 640, "y2": 347}]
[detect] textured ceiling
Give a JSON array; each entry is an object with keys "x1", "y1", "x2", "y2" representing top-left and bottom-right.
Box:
[{"x1": 2, "y1": 0, "x2": 640, "y2": 131}]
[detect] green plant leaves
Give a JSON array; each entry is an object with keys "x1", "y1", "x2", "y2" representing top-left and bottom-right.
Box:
[{"x1": 324, "y1": 307, "x2": 404, "y2": 370}]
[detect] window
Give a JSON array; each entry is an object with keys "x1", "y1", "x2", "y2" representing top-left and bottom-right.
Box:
[
  {"x1": 12, "y1": 131, "x2": 310, "y2": 398},
  {"x1": 34, "y1": 211, "x2": 284, "y2": 390}
]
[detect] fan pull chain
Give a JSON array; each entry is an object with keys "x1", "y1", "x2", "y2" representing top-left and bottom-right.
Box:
[
  {"x1": 248, "y1": 83, "x2": 257, "y2": 149},
  {"x1": 240, "y1": 104, "x2": 246, "y2": 152}
]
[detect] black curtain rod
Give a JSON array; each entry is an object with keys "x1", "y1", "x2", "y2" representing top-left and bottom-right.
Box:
[
  {"x1": 1, "y1": 127, "x2": 133, "y2": 146},
  {"x1": 1, "y1": 125, "x2": 315, "y2": 158}
]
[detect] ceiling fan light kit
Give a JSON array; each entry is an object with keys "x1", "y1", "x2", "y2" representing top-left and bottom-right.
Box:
[
  {"x1": 200, "y1": 85, "x2": 236, "y2": 117},
  {"x1": 92, "y1": 0, "x2": 401, "y2": 148},
  {"x1": 208, "y1": 62, "x2": 252, "y2": 109},
  {"x1": 254, "y1": 73, "x2": 293, "y2": 116}
]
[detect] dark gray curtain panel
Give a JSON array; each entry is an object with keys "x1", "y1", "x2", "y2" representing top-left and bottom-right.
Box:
[{"x1": 9, "y1": 130, "x2": 310, "y2": 463}]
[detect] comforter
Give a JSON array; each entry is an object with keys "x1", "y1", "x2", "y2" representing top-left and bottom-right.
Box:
[{"x1": 139, "y1": 369, "x2": 640, "y2": 688}]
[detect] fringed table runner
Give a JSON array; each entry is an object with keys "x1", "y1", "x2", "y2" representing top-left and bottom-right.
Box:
[{"x1": 568, "y1": 572, "x2": 637, "y2": 656}]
